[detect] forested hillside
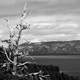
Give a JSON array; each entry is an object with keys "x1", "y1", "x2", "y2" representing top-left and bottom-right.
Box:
[{"x1": 19, "y1": 40, "x2": 80, "y2": 55}]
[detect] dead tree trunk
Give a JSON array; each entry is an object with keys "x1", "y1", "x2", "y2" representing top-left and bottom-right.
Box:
[
  {"x1": 12, "y1": 50, "x2": 18, "y2": 75},
  {"x1": 1, "y1": 2, "x2": 31, "y2": 76}
]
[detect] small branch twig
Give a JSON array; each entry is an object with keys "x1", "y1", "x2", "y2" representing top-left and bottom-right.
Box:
[
  {"x1": 25, "y1": 72, "x2": 50, "y2": 77},
  {"x1": 17, "y1": 61, "x2": 36, "y2": 67}
]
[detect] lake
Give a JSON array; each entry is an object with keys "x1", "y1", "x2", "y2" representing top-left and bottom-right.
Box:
[{"x1": 23, "y1": 55, "x2": 80, "y2": 76}]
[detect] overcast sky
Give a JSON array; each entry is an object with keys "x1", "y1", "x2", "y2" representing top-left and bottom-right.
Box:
[{"x1": 0, "y1": 0, "x2": 80, "y2": 43}]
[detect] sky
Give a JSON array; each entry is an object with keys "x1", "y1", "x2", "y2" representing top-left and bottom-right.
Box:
[{"x1": 0, "y1": 0, "x2": 80, "y2": 43}]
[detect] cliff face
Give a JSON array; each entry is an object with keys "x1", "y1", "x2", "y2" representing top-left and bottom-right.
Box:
[{"x1": 19, "y1": 40, "x2": 80, "y2": 55}]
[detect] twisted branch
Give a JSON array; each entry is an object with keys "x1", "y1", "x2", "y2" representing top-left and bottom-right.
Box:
[
  {"x1": 17, "y1": 61, "x2": 36, "y2": 67},
  {"x1": 3, "y1": 47, "x2": 15, "y2": 64}
]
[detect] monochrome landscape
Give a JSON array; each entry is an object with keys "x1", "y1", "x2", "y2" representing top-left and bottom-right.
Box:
[{"x1": 0, "y1": 0, "x2": 80, "y2": 80}]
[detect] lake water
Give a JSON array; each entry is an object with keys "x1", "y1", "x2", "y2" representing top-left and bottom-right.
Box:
[{"x1": 24, "y1": 55, "x2": 80, "y2": 76}]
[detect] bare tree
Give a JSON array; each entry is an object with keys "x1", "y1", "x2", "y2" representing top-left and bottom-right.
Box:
[{"x1": 1, "y1": 2, "x2": 32, "y2": 76}]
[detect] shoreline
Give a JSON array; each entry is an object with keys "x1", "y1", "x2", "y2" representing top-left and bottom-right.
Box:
[{"x1": 25, "y1": 55, "x2": 80, "y2": 59}]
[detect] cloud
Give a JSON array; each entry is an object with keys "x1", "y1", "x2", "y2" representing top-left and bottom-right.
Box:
[
  {"x1": 27, "y1": 16, "x2": 79, "y2": 36},
  {"x1": 0, "y1": 35, "x2": 2, "y2": 38},
  {"x1": 30, "y1": 38, "x2": 41, "y2": 43},
  {"x1": 1, "y1": 14, "x2": 80, "y2": 41},
  {"x1": 0, "y1": 0, "x2": 80, "y2": 17},
  {"x1": 0, "y1": 0, "x2": 16, "y2": 6},
  {"x1": 1, "y1": 0, "x2": 80, "y2": 42},
  {"x1": 0, "y1": 30, "x2": 3, "y2": 34},
  {"x1": 28, "y1": 0, "x2": 80, "y2": 16},
  {"x1": 32, "y1": 34, "x2": 72, "y2": 41}
]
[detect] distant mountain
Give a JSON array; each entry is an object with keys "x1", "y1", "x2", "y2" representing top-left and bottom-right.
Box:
[{"x1": 19, "y1": 40, "x2": 80, "y2": 55}]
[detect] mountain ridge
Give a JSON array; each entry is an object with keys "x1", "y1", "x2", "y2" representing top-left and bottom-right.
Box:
[{"x1": 19, "y1": 40, "x2": 80, "y2": 55}]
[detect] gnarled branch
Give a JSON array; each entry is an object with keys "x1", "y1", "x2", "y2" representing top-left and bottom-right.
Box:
[
  {"x1": 17, "y1": 61, "x2": 36, "y2": 67},
  {"x1": 3, "y1": 47, "x2": 15, "y2": 64}
]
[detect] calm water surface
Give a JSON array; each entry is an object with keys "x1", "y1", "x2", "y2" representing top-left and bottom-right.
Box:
[{"x1": 24, "y1": 55, "x2": 80, "y2": 76}]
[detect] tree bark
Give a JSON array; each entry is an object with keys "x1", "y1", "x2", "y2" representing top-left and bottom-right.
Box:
[
  {"x1": 12, "y1": 50, "x2": 18, "y2": 75},
  {"x1": 12, "y1": 56, "x2": 17, "y2": 75}
]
